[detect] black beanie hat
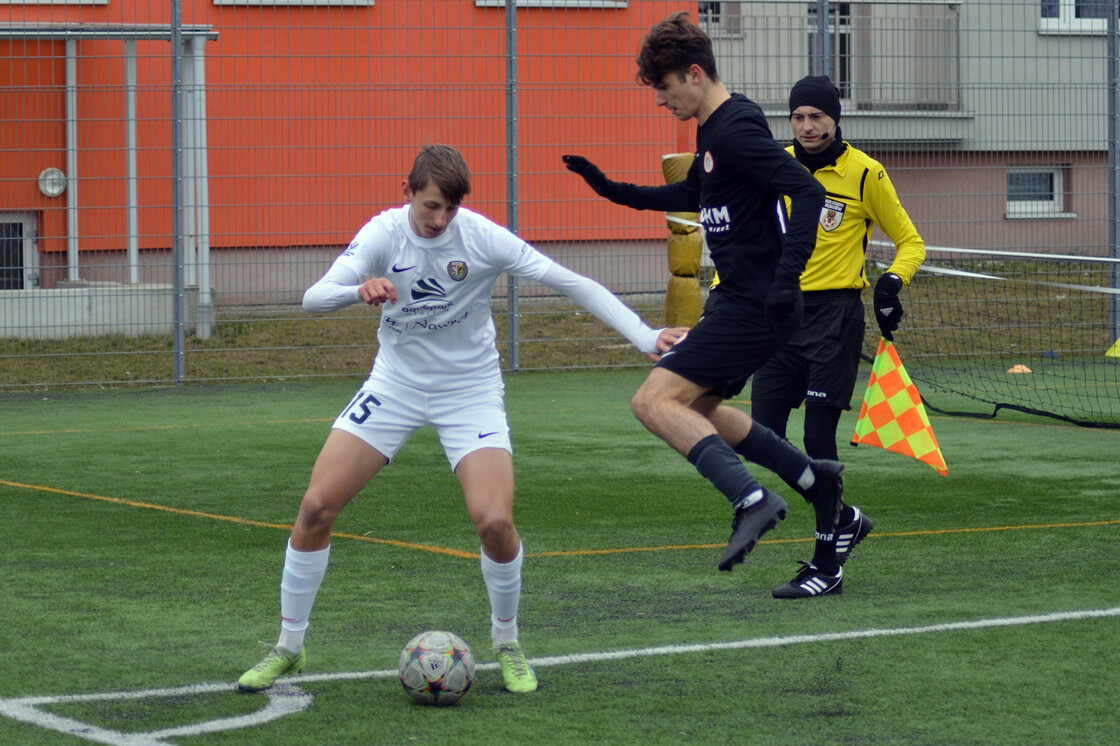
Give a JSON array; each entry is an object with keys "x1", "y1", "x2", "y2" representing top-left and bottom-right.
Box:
[{"x1": 789, "y1": 75, "x2": 841, "y2": 122}]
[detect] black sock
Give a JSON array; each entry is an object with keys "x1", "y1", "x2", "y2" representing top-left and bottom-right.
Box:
[
  {"x1": 687, "y1": 434, "x2": 762, "y2": 508},
  {"x1": 802, "y1": 405, "x2": 842, "y2": 461},
  {"x1": 732, "y1": 424, "x2": 811, "y2": 495},
  {"x1": 810, "y1": 513, "x2": 839, "y2": 573}
]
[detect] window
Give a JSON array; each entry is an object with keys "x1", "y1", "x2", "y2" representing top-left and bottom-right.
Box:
[
  {"x1": 212, "y1": 0, "x2": 372, "y2": 5},
  {"x1": 1006, "y1": 167, "x2": 1073, "y2": 219},
  {"x1": 212, "y1": 0, "x2": 376, "y2": 4},
  {"x1": 0, "y1": 214, "x2": 38, "y2": 291},
  {"x1": 807, "y1": 2, "x2": 852, "y2": 99},
  {"x1": 475, "y1": 1, "x2": 627, "y2": 7},
  {"x1": 698, "y1": 2, "x2": 743, "y2": 35},
  {"x1": 698, "y1": 2, "x2": 720, "y2": 23},
  {"x1": 1040, "y1": 0, "x2": 1110, "y2": 35}
]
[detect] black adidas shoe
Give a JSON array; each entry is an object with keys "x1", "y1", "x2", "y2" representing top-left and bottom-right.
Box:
[
  {"x1": 804, "y1": 459, "x2": 845, "y2": 527},
  {"x1": 835, "y1": 505, "x2": 874, "y2": 566},
  {"x1": 772, "y1": 561, "x2": 843, "y2": 599},
  {"x1": 717, "y1": 490, "x2": 788, "y2": 572}
]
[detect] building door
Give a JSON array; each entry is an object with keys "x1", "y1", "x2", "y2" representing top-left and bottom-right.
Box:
[{"x1": 0, "y1": 213, "x2": 39, "y2": 290}]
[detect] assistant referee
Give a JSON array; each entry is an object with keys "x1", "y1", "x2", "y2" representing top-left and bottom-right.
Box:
[{"x1": 751, "y1": 75, "x2": 926, "y2": 597}]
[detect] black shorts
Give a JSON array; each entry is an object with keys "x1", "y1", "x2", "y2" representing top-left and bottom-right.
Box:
[
  {"x1": 750, "y1": 290, "x2": 866, "y2": 410},
  {"x1": 656, "y1": 288, "x2": 798, "y2": 400}
]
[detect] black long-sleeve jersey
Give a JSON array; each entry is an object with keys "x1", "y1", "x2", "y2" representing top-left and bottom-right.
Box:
[{"x1": 605, "y1": 93, "x2": 825, "y2": 304}]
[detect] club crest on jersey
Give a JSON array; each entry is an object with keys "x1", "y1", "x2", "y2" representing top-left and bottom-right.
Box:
[
  {"x1": 819, "y1": 198, "x2": 846, "y2": 232},
  {"x1": 703, "y1": 151, "x2": 714, "y2": 173},
  {"x1": 446, "y1": 261, "x2": 468, "y2": 281}
]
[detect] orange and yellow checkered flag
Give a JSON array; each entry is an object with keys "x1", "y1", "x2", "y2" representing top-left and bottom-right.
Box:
[{"x1": 850, "y1": 338, "x2": 948, "y2": 476}]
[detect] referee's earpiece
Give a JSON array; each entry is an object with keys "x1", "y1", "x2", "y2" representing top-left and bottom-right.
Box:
[{"x1": 821, "y1": 125, "x2": 835, "y2": 141}]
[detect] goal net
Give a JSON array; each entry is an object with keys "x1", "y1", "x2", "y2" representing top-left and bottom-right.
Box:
[{"x1": 864, "y1": 243, "x2": 1120, "y2": 428}]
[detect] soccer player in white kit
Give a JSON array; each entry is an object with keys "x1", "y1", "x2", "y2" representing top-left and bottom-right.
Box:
[{"x1": 237, "y1": 144, "x2": 685, "y2": 694}]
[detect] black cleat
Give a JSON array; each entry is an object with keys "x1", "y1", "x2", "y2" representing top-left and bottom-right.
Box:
[
  {"x1": 772, "y1": 561, "x2": 843, "y2": 599},
  {"x1": 835, "y1": 505, "x2": 874, "y2": 565},
  {"x1": 717, "y1": 490, "x2": 788, "y2": 571}
]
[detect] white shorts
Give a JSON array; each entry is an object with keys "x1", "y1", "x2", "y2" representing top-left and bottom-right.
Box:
[{"x1": 331, "y1": 375, "x2": 511, "y2": 471}]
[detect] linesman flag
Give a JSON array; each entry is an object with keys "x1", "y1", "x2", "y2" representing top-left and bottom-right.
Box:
[{"x1": 850, "y1": 338, "x2": 948, "y2": 476}]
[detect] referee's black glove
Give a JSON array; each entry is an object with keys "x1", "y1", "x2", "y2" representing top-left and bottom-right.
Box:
[
  {"x1": 873, "y1": 272, "x2": 904, "y2": 341},
  {"x1": 562, "y1": 155, "x2": 623, "y2": 202}
]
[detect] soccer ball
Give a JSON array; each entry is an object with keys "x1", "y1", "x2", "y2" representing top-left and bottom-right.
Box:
[{"x1": 398, "y1": 630, "x2": 475, "y2": 706}]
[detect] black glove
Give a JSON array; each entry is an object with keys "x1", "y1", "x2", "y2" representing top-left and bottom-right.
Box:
[
  {"x1": 562, "y1": 155, "x2": 613, "y2": 197},
  {"x1": 765, "y1": 278, "x2": 804, "y2": 333},
  {"x1": 873, "y1": 272, "x2": 904, "y2": 341}
]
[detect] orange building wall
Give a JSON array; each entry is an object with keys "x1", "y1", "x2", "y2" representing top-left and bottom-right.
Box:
[{"x1": 1, "y1": 2, "x2": 686, "y2": 257}]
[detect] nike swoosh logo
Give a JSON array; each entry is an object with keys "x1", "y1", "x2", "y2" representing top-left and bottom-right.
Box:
[
  {"x1": 391, "y1": 263, "x2": 416, "y2": 273},
  {"x1": 478, "y1": 431, "x2": 500, "y2": 439}
]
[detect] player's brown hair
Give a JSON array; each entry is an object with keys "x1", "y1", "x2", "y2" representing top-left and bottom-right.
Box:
[
  {"x1": 636, "y1": 12, "x2": 720, "y2": 87},
  {"x1": 408, "y1": 144, "x2": 472, "y2": 205}
]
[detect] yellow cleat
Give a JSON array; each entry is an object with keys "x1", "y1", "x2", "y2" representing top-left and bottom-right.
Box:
[
  {"x1": 237, "y1": 646, "x2": 306, "y2": 692},
  {"x1": 495, "y1": 642, "x2": 538, "y2": 693}
]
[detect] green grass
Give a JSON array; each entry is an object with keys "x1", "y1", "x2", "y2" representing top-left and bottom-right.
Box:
[{"x1": 2, "y1": 369, "x2": 1119, "y2": 744}]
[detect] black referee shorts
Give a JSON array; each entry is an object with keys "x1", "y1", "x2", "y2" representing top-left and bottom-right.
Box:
[
  {"x1": 656, "y1": 288, "x2": 795, "y2": 400},
  {"x1": 750, "y1": 289, "x2": 866, "y2": 410}
]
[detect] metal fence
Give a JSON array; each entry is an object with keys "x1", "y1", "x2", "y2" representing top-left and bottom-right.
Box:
[{"x1": 1, "y1": 1, "x2": 1117, "y2": 388}]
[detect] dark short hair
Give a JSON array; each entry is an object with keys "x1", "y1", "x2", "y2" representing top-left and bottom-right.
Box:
[
  {"x1": 408, "y1": 144, "x2": 472, "y2": 205},
  {"x1": 636, "y1": 11, "x2": 719, "y2": 87}
]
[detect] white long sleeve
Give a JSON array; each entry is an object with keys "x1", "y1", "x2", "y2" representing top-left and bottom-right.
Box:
[
  {"x1": 303, "y1": 262, "x2": 364, "y2": 313},
  {"x1": 537, "y1": 264, "x2": 662, "y2": 354}
]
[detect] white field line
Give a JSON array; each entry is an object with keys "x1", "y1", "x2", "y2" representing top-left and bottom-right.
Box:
[{"x1": 2, "y1": 606, "x2": 1118, "y2": 745}]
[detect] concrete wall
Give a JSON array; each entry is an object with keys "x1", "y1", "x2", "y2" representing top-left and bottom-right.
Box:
[{"x1": 0, "y1": 282, "x2": 201, "y2": 340}]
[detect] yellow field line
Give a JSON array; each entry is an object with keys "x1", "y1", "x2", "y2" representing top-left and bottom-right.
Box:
[
  {"x1": 3, "y1": 477, "x2": 1117, "y2": 560},
  {"x1": 0, "y1": 478, "x2": 476, "y2": 559}
]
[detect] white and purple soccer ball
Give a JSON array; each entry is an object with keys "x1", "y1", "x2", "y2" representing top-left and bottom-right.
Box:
[{"x1": 398, "y1": 630, "x2": 475, "y2": 706}]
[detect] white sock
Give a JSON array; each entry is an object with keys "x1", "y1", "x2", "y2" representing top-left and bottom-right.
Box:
[
  {"x1": 481, "y1": 544, "x2": 523, "y2": 647},
  {"x1": 276, "y1": 540, "x2": 330, "y2": 653}
]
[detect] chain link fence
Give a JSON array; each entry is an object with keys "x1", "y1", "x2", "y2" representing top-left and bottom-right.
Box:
[{"x1": 1, "y1": 1, "x2": 1116, "y2": 389}]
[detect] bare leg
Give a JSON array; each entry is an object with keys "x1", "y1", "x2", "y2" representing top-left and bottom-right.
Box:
[
  {"x1": 456, "y1": 448, "x2": 538, "y2": 692},
  {"x1": 457, "y1": 448, "x2": 522, "y2": 643},
  {"x1": 239, "y1": 430, "x2": 389, "y2": 690},
  {"x1": 292, "y1": 429, "x2": 388, "y2": 551},
  {"x1": 632, "y1": 368, "x2": 785, "y2": 571},
  {"x1": 630, "y1": 366, "x2": 720, "y2": 455},
  {"x1": 281, "y1": 430, "x2": 388, "y2": 649}
]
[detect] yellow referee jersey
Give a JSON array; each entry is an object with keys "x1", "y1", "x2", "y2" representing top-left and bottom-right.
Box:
[{"x1": 712, "y1": 143, "x2": 925, "y2": 292}]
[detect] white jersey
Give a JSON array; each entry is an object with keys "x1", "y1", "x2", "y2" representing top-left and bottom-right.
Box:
[{"x1": 304, "y1": 204, "x2": 661, "y2": 391}]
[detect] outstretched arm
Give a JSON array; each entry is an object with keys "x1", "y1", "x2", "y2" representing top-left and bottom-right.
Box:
[
  {"x1": 537, "y1": 263, "x2": 675, "y2": 357},
  {"x1": 562, "y1": 155, "x2": 699, "y2": 213}
]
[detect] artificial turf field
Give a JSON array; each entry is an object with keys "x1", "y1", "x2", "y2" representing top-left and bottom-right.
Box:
[{"x1": 2, "y1": 368, "x2": 1118, "y2": 744}]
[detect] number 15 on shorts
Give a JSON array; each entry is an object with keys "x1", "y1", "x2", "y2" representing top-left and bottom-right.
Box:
[{"x1": 346, "y1": 393, "x2": 382, "y2": 425}]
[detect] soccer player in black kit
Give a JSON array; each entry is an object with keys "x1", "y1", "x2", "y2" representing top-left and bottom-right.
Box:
[{"x1": 563, "y1": 11, "x2": 848, "y2": 596}]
